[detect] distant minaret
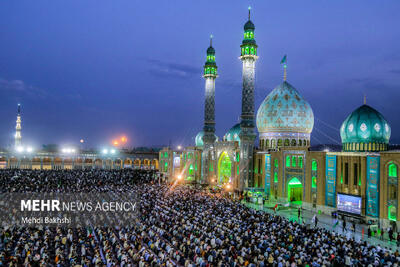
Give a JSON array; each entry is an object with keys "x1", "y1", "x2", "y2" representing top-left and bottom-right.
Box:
[
  {"x1": 201, "y1": 35, "x2": 218, "y2": 183},
  {"x1": 239, "y1": 7, "x2": 258, "y2": 191},
  {"x1": 15, "y1": 104, "x2": 22, "y2": 147}
]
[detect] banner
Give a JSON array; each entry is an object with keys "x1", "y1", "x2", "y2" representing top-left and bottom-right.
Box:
[
  {"x1": 366, "y1": 156, "x2": 380, "y2": 217},
  {"x1": 265, "y1": 154, "x2": 271, "y2": 196},
  {"x1": 325, "y1": 155, "x2": 337, "y2": 207}
]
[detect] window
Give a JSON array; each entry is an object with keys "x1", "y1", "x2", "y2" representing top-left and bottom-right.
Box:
[
  {"x1": 274, "y1": 172, "x2": 278, "y2": 183},
  {"x1": 312, "y1": 159, "x2": 317, "y2": 171},
  {"x1": 164, "y1": 152, "x2": 168, "y2": 158},
  {"x1": 389, "y1": 163, "x2": 398, "y2": 177},
  {"x1": 237, "y1": 165, "x2": 239, "y2": 175},
  {"x1": 312, "y1": 176, "x2": 317, "y2": 188},
  {"x1": 209, "y1": 163, "x2": 213, "y2": 172},
  {"x1": 236, "y1": 153, "x2": 240, "y2": 162},
  {"x1": 292, "y1": 156, "x2": 296, "y2": 167},
  {"x1": 389, "y1": 205, "x2": 397, "y2": 221},
  {"x1": 164, "y1": 162, "x2": 168, "y2": 172},
  {"x1": 286, "y1": 156, "x2": 291, "y2": 167},
  {"x1": 354, "y1": 163, "x2": 358, "y2": 186},
  {"x1": 259, "y1": 158, "x2": 262, "y2": 174},
  {"x1": 278, "y1": 139, "x2": 283, "y2": 147},
  {"x1": 298, "y1": 156, "x2": 303, "y2": 168},
  {"x1": 344, "y1": 163, "x2": 349, "y2": 185},
  {"x1": 189, "y1": 164, "x2": 194, "y2": 175},
  {"x1": 274, "y1": 159, "x2": 278, "y2": 168},
  {"x1": 284, "y1": 139, "x2": 289, "y2": 146}
]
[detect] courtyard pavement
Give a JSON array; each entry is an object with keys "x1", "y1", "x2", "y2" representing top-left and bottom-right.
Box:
[{"x1": 243, "y1": 201, "x2": 400, "y2": 252}]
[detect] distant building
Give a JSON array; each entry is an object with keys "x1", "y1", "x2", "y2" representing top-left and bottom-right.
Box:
[{"x1": 14, "y1": 104, "x2": 22, "y2": 148}]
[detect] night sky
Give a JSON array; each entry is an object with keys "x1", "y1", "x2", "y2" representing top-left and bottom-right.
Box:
[{"x1": 1, "y1": 0, "x2": 400, "y2": 149}]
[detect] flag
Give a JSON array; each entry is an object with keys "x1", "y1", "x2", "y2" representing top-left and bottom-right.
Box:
[
  {"x1": 273, "y1": 204, "x2": 278, "y2": 211},
  {"x1": 311, "y1": 215, "x2": 316, "y2": 223},
  {"x1": 280, "y1": 55, "x2": 287, "y2": 65},
  {"x1": 332, "y1": 220, "x2": 339, "y2": 229}
]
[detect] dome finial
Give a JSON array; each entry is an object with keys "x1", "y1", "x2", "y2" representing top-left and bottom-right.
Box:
[
  {"x1": 363, "y1": 94, "x2": 367, "y2": 105},
  {"x1": 248, "y1": 6, "x2": 251, "y2": 20},
  {"x1": 210, "y1": 34, "x2": 213, "y2": 46},
  {"x1": 281, "y1": 55, "x2": 287, "y2": 81}
]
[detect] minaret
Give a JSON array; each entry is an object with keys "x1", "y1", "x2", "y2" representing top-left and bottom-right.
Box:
[
  {"x1": 201, "y1": 35, "x2": 218, "y2": 183},
  {"x1": 239, "y1": 7, "x2": 258, "y2": 191},
  {"x1": 15, "y1": 104, "x2": 22, "y2": 147}
]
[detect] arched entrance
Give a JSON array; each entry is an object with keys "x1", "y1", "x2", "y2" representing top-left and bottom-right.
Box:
[
  {"x1": 287, "y1": 177, "x2": 303, "y2": 203},
  {"x1": 218, "y1": 152, "x2": 232, "y2": 185}
]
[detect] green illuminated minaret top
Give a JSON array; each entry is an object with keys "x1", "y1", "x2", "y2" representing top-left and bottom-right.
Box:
[
  {"x1": 204, "y1": 35, "x2": 218, "y2": 77},
  {"x1": 241, "y1": 6, "x2": 257, "y2": 57}
]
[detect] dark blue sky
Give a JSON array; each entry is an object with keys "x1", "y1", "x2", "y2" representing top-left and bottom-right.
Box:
[{"x1": 1, "y1": 0, "x2": 400, "y2": 149}]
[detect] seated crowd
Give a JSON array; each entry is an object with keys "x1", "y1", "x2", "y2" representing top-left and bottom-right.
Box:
[{"x1": 0, "y1": 169, "x2": 399, "y2": 266}]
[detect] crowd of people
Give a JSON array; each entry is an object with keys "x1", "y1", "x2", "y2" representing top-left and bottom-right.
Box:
[{"x1": 0, "y1": 169, "x2": 400, "y2": 266}]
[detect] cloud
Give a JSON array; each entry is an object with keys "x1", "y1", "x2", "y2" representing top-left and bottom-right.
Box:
[
  {"x1": 0, "y1": 77, "x2": 46, "y2": 97},
  {"x1": 147, "y1": 59, "x2": 200, "y2": 78}
]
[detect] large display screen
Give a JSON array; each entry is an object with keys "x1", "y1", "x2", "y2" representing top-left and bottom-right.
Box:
[{"x1": 337, "y1": 193, "x2": 362, "y2": 215}]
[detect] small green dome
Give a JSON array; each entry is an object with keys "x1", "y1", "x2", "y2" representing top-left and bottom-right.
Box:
[
  {"x1": 244, "y1": 20, "x2": 255, "y2": 30},
  {"x1": 223, "y1": 123, "x2": 241, "y2": 143},
  {"x1": 195, "y1": 131, "x2": 218, "y2": 147},
  {"x1": 340, "y1": 104, "x2": 391, "y2": 151},
  {"x1": 207, "y1": 46, "x2": 215, "y2": 54}
]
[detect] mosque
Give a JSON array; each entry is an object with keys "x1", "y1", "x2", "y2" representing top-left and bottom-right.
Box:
[{"x1": 159, "y1": 8, "x2": 400, "y2": 228}]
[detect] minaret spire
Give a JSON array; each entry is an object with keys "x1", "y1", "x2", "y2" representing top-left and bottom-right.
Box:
[
  {"x1": 248, "y1": 6, "x2": 251, "y2": 20},
  {"x1": 201, "y1": 35, "x2": 218, "y2": 184},
  {"x1": 281, "y1": 55, "x2": 287, "y2": 81},
  {"x1": 15, "y1": 103, "x2": 22, "y2": 148},
  {"x1": 239, "y1": 8, "x2": 258, "y2": 191},
  {"x1": 363, "y1": 94, "x2": 367, "y2": 105}
]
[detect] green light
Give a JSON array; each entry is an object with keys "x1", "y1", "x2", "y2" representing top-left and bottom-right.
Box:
[
  {"x1": 164, "y1": 152, "x2": 168, "y2": 158},
  {"x1": 341, "y1": 175, "x2": 343, "y2": 184},
  {"x1": 312, "y1": 176, "x2": 317, "y2": 188},
  {"x1": 274, "y1": 172, "x2": 278, "y2": 183},
  {"x1": 286, "y1": 156, "x2": 290, "y2": 167},
  {"x1": 237, "y1": 165, "x2": 239, "y2": 175},
  {"x1": 189, "y1": 164, "x2": 194, "y2": 175},
  {"x1": 292, "y1": 156, "x2": 296, "y2": 167},
  {"x1": 236, "y1": 153, "x2": 240, "y2": 162},
  {"x1": 164, "y1": 162, "x2": 168, "y2": 172},
  {"x1": 312, "y1": 159, "x2": 317, "y2": 171},
  {"x1": 195, "y1": 163, "x2": 197, "y2": 171},
  {"x1": 388, "y1": 205, "x2": 396, "y2": 221},
  {"x1": 274, "y1": 159, "x2": 278, "y2": 168},
  {"x1": 287, "y1": 177, "x2": 302, "y2": 202},
  {"x1": 288, "y1": 177, "x2": 302, "y2": 185},
  {"x1": 298, "y1": 156, "x2": 303, "y2": 168},
  {"x1": 209, "y1": 163, "x2": 213, "y2": 172},
  {"x1": 389, "y1": 163, "x2": 397, "y2": 177},
  {"x1": 218, "y1": 152, "x2": 232, "y2": 184},
  {"x1": 358, "y1": 177, "x2": 361, "y2": 186}
]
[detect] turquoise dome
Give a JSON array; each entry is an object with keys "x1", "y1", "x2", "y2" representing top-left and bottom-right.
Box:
[
  {"x1": 257, "y1": 81, "x2": 314, "y2": 134},
  {"x1": 195, "y1": 131, "x2": 218, "y2": 147},
  {"x1": 223, "y1": 123, "x2": 241, "y2": 143},
  {"x1": 256, "y1": 81, "x2": 314, "y2": 149},
  {"x1": 340, "y1": 104, "x2": 390, "y2": 151}
]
